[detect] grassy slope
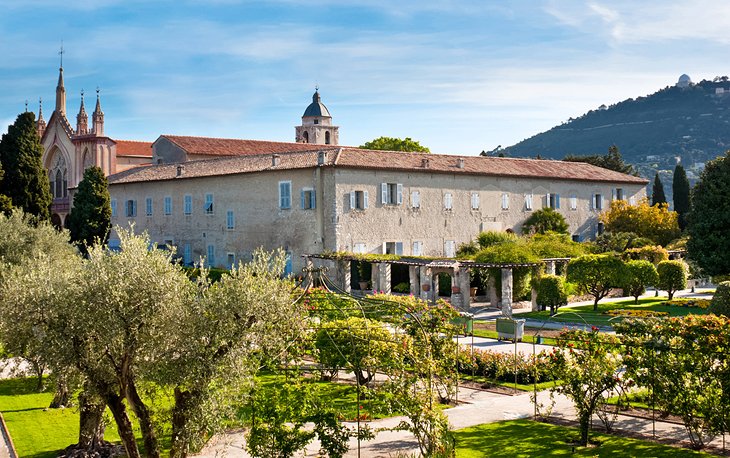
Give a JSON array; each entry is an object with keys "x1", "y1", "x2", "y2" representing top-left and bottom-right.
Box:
[{"x1": 454, "y1": 420, "x2": 711, "y2": 457}]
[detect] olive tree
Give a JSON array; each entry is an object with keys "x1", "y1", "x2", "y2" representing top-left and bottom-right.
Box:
[
  {"x1": 566, "y1": 254, "x2": 625, "y2": 310},
  {"x1": 657, "y1": 260, "x2": 688, "y2": 300},
  {"x1": 622, "y1": 260, "x2": 659, "y2": 303}
]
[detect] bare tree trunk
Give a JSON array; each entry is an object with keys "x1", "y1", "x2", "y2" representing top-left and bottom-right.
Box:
[
  {"x1": 126, "y1": 378, "x2": 161, "y2": 458},
  {"x1": 49, "y1": 375, "x2": 70, "y2": 408},
  {"x1": 170, "y1": 387, "x2": 193, "y2": 458},
  {"x1": 78, "y1": 389, "x2": 106, "y2": 450},
  {"x1": 105, "y1": 392, "x2": 141, "y2": 458}
]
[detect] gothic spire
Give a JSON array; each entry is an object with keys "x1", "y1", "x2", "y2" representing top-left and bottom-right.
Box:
[
  {"x1": 55, "y1": 45, "x2": 66, "y2": 116},
  {"x1": 37, "y1": 97, "x2": 47, "y2": 137},
  {"x1": 76, "y1": 89, "x2": 88, "y2": 135},
  {"x1": 92, "y1": 88, "x2": 105, "y2": 136}
]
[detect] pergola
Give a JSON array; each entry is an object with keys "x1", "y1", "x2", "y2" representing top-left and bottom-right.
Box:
[{"x1": 303, "y1": 254, "x2": 571, "y2": 316}]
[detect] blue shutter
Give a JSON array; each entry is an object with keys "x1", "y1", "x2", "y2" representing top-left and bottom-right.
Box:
[
  {"x1": 396, "y1": 184, "x2": 403, "y2": 205},
  {"x1": 395, "y1": 242, "x2": 403, "y2": 255},
  {"x1": 363, "y1": 191, "x2": 369, "y2": 209},
  {"x1": 310, "y1": 191, "x2": 316, "y2": 209},
  {"x1": 381, "y1": 183, "x2": 388, "y2": 204},
  {"x1": 349, "y1": 191, "x2": 356, "y2": 210},
  {"x1": 300, "y1": 190, "x2": 306, "y2": 209},
  {"x1": 556, "y1": 194, "x2": 561, "y2": 209}
]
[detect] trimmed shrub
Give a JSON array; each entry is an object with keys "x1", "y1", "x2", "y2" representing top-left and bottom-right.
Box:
[
  {"x1": 456, "y1": 349, "x2": 555, "y2": 385},
  {"x1": 661, "y1": 298, "x2": 711, "y2": 309},
  {"x1": 709, "y1": 281, "x2": 730, "y2": 317},
  {"x1": 477, "y1": 231, "x2": 518, "y2": 248},
  {"x1": 392, "y1": 282, "x2": 410, "y2": 294},
  {"x1": 622, "y1": 260, "x2": 659, "y2": 303},
  {"x1": 535, "y1": 274, "x2": 568, "y2": 314},
  {"x1": 522, "y1": 208, "x2": 569, "y2": 235},
  {"x1": 656, "y1": 260, "x2": 688, "y2": 300},
  {"x1": 622, "y1": 245, "x2": 669, "y2": 265}
]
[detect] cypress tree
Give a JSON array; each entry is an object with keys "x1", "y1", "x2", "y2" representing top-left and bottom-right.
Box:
[
  {"x1": 672, "y1": 164, "x2": 691, "y2": 230},
  {"x1": 0, "y1": 160, "x2": 12, "y2": 213},
  {"x1": 0, "y1": 112, "x2": 51, "y2": 220},
  {"x1": 651, "y1": 173, "x2": 667, "y2": 206},
  {"x1": 68, "y1": 166, "x2": 111, "y2": 251}
]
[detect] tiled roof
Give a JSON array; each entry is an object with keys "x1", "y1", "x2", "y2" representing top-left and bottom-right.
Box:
[
  {"x1": 108, "y1": 144, "x2": 648, "y2": 185},
  {"x1": 161, "y1": 135, "x2": 319, "y2": 157},
  {"x1": 115, "y1": 140, "x2": 153, "y2": 157}
]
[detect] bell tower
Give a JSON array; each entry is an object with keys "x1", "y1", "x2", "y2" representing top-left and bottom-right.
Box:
[{"x1": 295, "y1": 88, "x2": 339, "y2": 146}]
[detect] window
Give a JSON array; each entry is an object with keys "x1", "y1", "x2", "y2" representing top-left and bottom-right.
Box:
[
  {"x1": 614, "y1": 188, "x2": 624, "y2": 201},
  {"x1": 279, "y1": 181, "x2": 292, "y2": 209},
  {"x1": 204, "y1": 193, "x2": 214, "y2": 214},
  {"x1": 226, "y1": 210, "x2": 235, "y2": 230},
  {"x1": 412, "y1": 241, "x2": 423, "y2": 256},
  {"x1": 385, "y1": 242, "x2": 404, "y2": 255},
  {"x1": 301, "y1": 188, "x2": 316, "y2": 209},
  {"x1": 471, "y1": 192, "x2": 480, "y2": 210},
  {"x1": 325, "y1": 131, "x2": 331, "y2": 144},
  {"x1": 547, "y1": 193, "x2": 560, "y2": 209},
  {"x1": 592, "y1": 193, "x2": 604, "y2": 211},
  {"x1": 572, "y1": 234, "x2": 581, "y2": 242},
  {"x1": 164, "y1": 196, "x2": 172, "y2": 215},
  {"x1": 125, "y1": 199, "x2": 137, "y2": 217},
  {"x1": 111, "y1": 199, "x2": 117, "y2": 217},
  {"x1": 501, "y1": 193, "x2": 509, "y2": 210},
  {"x1": 629, "y1": 196, "x2": 636, "y2": 205},
  {"x1": 349, "y1": 190, "x2": 369, "y2": 210},
  {"x1": 206, "y1": 244, "x2": 216, "y2": 267},
  {"x1": 353, "y1": 243, "x2": 366, "y2": 254},
  {"x1": 381, "y1": 183, "x2": 403, "y2": 205},
  {"x1": 524, "y1": 193, "x2": 533, "y2": 211},
  {"x1": 444, "y1": 240, "x2": 456, "y2": 258},
  {"x1": 227, "y1": 253, "x2": 235, "y2": 269},
  {"x1": 411, "y1": 190, "x2": 421, "y2": 209},
  {"x1": 108, "y1": 239, "x2": 121, "y2": 251},
  {"x1": 145, "y1": 197, "x2": 153, "y2": 216},
  {"x1": 570, "y1": 193, "x2": 578, "y2": 210},
  {"x1": 443, "y1": 192, "x2": 453, "y2": 210},
  {"x1": 184, "y1": 195, "x2": 192, "y2": 215},
  {"x1": 183, "y1": 243, "x2": 192, "y2": 265}
]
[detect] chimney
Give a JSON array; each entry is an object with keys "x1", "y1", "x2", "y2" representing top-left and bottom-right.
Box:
[
  {"x1": 318, "y1": 150, "x2": 327, "y2": 165},
  {"x1": 176, "y1": 165, "x2": 184, "y2": 177},
  {"x1": 272, "y1": 154, "x2": 281, "y2": 166},
  {"x1": 457, "y1": 158, "x2": 465, "y2": 169},
  {"x1": 421, "y1": 158, "x2": 430, "y2": 168}
]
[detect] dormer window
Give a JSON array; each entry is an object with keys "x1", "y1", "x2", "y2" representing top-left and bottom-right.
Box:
[{"x1": 314, "y1": 119, "x2": 319, "y2": 124}]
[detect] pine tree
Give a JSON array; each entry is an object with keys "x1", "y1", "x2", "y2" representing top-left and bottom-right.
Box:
[
  {"x1": 0, "y1": 112, "x2": 51, "y2": 220},
  {"x1": 672, "y1": 164, "x2": 691, "y2": 230},
  {"x1": 68, "y1": 166, "x2": 111, "y2": 251},
  {"x1": 652, "y1": 173, "x2": 667, "y2": 206},
  {"x1": 0, "y1": 160, "x2": 12, "y2": 214}
]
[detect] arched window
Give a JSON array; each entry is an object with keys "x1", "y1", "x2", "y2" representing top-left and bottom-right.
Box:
[
  {"x1": 325, "y1": 131, "x2": 331, "y2": 145},
  {"x1": 303, "y1": 131, "x2": 309, "y2": 143},
  {"x1": 62, "y1": 169, "x2": 68, "y2": 197},
  {"x1": 49, "y1": 171, "x2": 55, "y2": 198},
  {"x1": 55, "y1": 170, "x2": 62, "y2": 200},
  {"x1": 82, "y1": 149, "x2": 94, "y2": 170}
]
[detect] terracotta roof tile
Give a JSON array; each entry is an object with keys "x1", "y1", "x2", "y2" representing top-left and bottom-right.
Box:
[
  {"x1": 108, "y1": 143, "x2": 648, "y2": 185},
  {"x1": 115, "y1": 140, "x2": 153, "y2": 157},
  {"x1": 161, "y1": 135, "x2": 319, "y2": 157}
]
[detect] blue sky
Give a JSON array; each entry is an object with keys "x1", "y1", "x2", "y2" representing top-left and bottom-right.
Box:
[{"x1": 2, "y1": 0, "x2": 729, "y2": 155}]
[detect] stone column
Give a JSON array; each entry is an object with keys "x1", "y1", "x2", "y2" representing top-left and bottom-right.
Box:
[
  {"x1": 531, "y1": 266, "x2": 539, "y2": 311},
  {"x1": 304, "y1": 256, "x2": 313, "y2": 290},
  {"x1": 419, "y1": 266, "x2": 432, "y2": 302},
  {"x1": 370, "y1": 263, "x2": 380, "y2": 293},
  {"x1": 546, "y1": 261, "x2": 556, "y2": 275},
  {"x1": 460, "y1": 267, "x2": 471, "y2": 309},
  {"x1": 501, "y1": 268, "x2": 513, "y2": 317},
  {"x1": 409, "y1": 266, "x2": 419, "y2": 296},
  {"x1": 379, "y1": 263, "x2": 392, "y2": 294},
  {"x1": 488, "y1": 276, "x2": 499, "y2": 308},
  {"x1": 337, "y1": 260, "x2": 351, "y2": 293}
]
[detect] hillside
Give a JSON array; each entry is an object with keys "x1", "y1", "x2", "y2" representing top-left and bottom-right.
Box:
[{"x1": 505, "y1": 77, "x2": 730, "y2": 167}]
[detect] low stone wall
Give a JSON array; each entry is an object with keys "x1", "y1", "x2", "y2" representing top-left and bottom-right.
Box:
[{"x1": 0, "y1": 412, "x2": 17, "y2": 458}]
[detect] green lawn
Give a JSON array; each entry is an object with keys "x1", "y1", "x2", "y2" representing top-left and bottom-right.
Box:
[
  {"x1": 520, "y1": 297, "x2": 708, "y2": 327},
  {"x1": 454, "y1": 420, "x2": 711, "y2": 457},
  {"x1": 457, "y1": 374, "x2": 559, "y2": 392},
  {"x1": 470, "y1": 328, "x2": 558, "y2": 346}
]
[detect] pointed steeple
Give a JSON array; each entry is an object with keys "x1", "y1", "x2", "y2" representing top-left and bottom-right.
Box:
[
  {"x1": 55, "y1": 44, "x2": 67, "y2": 115},
  {"x1": 76, "y1": 90, "x2": 88, "y2": 135},
  {"x1": 92, "y1": 87, "x2": 104, "y2": 136},
  {"x1": 37, "y1": 97, "x2": 47, "y2": 137}
]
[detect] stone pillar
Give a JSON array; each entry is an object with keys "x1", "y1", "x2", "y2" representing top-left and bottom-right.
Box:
[
  {"x1": 460, "y1": 267, "x2": 471, "y2": 309},
  {"x1": 409, "y1": 266, "x2": 419, "y2": 296},
  {"x1": 379, "y1": 263, "x2": 392, "y2": 294},
  {"x1": 419, "y1": 266, "x2": 432, "y2": 302},
  {"x1": 371, "y1": 263, "x2": 380, "y2": 293},
  {"x1": 547, "y1": 261, "x2": 556, "y2": 275},
  {"x1": 531, "y1": 266, "x2": 539, "y2": 311},
  {"x1": 501, "y1": 268, "x2": 513, "y2": 317},
  {"x1": 488, "y1": 276, "x2": 499, "y2": 308},
  {"x1": 337, "y1": 260, "x2": 351, "y2": 293},
  {"x1": 304, "y1": 256, "x2": 314, "y2": 290}
]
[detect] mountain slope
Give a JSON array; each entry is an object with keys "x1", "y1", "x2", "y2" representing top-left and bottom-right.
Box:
[{"x1": 505, "y1": 78, "x2": 730, "y2": 165}]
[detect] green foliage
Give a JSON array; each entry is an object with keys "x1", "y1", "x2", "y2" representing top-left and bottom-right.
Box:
[
  {"x1": 360, "y1": 136, "x2": 430, "y2": 153},
  {"x1": 563, "y1": 145, "x2": 636, "y2": 175},
  {"x1": 474, "y1": 241, "x2": 539, "y2": 300},
  {"x1": 550, "y1": 328, "x2": 623, "y2": 446},
  {"x1": 652, "y1": 172, "x2": 667, "y2": 206},
  {"x1": 656, "y1": 260, "x2": 688, "y2": 300},
  {"x1": 521, "y1": 207, "x2": 569, "y2": 235},
  {"x1": 476, "y1": 230, "x2": 518, "y2": 248},
  {"x1": 534, "y1": 274, "x2": 568, "y2": 314},
  {"x1": 673, "y1": 164, "x2": 691, "y2": 230},
  {"x1": 621, "y1": 245, "x2": 669, "y2": 265},
  {"x1": 593, "y1": 231, "x2": 654, "y2": 253},
  {"x1": 566, "y1": 254, "x2": 625, "y2": 310},
  {"x1": 67, "y1": 166, "x2": 111, "y2": 251},
  {"x1": 527, "y1": 232, "x2": 587, "y2": 258},
  {"x1": 457, "y1": 349, "x2": 555, "y2": 385},
  {"x1": 600, "y1": 198, "x2": 680, "y2": 246},
  {"x1": 709, "y1": 281, "x2": 730, "y2": 317},
  {"x1": 617, "y1": 315, "x2": 730, "y2": 449},
  {"x1": 687, "y1": 152, "x2": 730, "y2": 277},
  {"x1": 622, "y1": 260, "x2": 659, "y2": 303},
  {"x1": 455, "y1": 240, "x2": 479, "y2": 258},
  {"x1": 0, "y1": 112, "x2": 51, "y2": 220},
  {"x1": 392, "y1": 282, "x2": 410, "y2": 293}
]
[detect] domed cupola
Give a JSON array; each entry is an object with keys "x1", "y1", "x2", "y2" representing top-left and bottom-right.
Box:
[{"x1": 295, "y1": 88, "x2": 339, "y2": 145}]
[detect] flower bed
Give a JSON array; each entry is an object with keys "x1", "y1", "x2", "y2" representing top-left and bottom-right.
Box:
[
  {"x1": 457, "y1": 349, "x2": 555, "y2": 385},
  {"x1": 603, "y1": 309, "x2": 669, "y2": 318},
  {"x1": 660, "y1": 298, "x2": 711, "y2": 309}
]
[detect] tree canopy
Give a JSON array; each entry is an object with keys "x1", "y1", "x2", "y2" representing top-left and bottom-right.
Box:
[
  {"x1": 563, "y1": 145, "x2": 636, "y2": 175},
  {"x1": 599, "y1": 198, "x2": 680, "y2": 247},
  {"x1": 0, "y1": 112, "x2": 51, "y2": 220},
  {"x1": 68, "y1": 166, "x2": 111, "y2": 251},
  {"x1": 360, "y1": 136, "x2": 430, "y2": 153},
  {"x1": 566, "y1": 254, "x2": 625, "y2": 310},
  {"x1": 652, "y1": 173, "x2": 667, "y2": 206},
  {"x1": 673, "y1": 164, "x2": 691, "y2": 230},
  {"x1": 521, "y1": 207, "x2": 569, "y2": 235},
  {"x1": 687, "y1": 152, "x2": 730, "y2": 276}
]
